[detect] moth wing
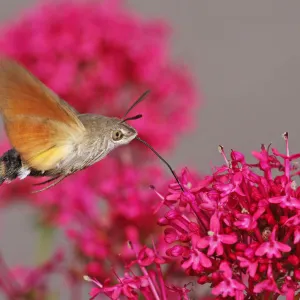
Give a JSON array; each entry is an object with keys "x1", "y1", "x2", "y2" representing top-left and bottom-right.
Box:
[{"x1": 0, "y1": 58, "x2": 85, "y2": 171}]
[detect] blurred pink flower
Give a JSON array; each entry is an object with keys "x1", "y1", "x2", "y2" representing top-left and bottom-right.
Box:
[
  {"x1": 0, "y1": 251, "x2": 63, "y2": 299},
  {"x1": 0, "y1": 0, "x2": 198, "y2": 152}
]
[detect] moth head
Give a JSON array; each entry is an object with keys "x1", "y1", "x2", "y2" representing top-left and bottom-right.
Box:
[
  {"x1": 109, "y1": 118, "x2": 137, "y2": 145},
  {"x1": 107, "y1": 90, "x2": 149, "y2": 146}
]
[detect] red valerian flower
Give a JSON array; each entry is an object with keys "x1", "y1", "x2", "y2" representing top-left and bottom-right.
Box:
[
  {"x1": 211, "y1": 262, "x2": 245, "y2": 298},
  {"x1": 253, "y1": 264, "x2": 281, "y2": 294},
  {"x1": 153, "y1": 132, "x2": 300, "y2": 298},
  {"x1": 255, "y1": 225, "x2": 291, "y2": 258},
  {"x1": 180, "y1": 235, "x2": 212, "y2": 272},
  {"x1": 89, "y1": 272, "x2": 150, "y2": 300},
  {"x1": 166, "y1": 282, "x2": 193, "y2": 300},
  {"x1": 197, "y1": 212, "x2": 238, "y2": 256}
]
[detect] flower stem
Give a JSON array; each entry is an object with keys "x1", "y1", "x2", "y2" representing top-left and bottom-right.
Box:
[
  {"x1": 129, "y1": 241, "x2": 161, "y2": 300},
  {"x1": 155, "y1": 263, "x2": 167, "y2": 300},
  {"x1": 140, "y1": 266, "x2": 161, "y2": 300}
]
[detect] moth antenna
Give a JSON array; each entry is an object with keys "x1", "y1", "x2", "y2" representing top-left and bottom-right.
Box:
[
  {"x1": 135, "y1": 137, "x2": 184, "y2": 192},
  {"x1": 32, "y1": 175, "x2": 67, "y2": 193},
  {"x1": 33, "y1": 176, "x2": 60, "y2": 186},
  {"x1": 123, "y1": 90, "x2": 150, "y2": 119}
]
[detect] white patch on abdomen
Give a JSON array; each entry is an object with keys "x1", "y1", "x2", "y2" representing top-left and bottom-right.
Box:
[{"x1": 18, "y1": 166, "x2": 30, "y2": 180}]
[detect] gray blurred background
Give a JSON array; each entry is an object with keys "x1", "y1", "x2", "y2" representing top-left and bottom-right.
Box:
[{"x1": 1, "y1": 0, "x2": 300, "y2": 298}]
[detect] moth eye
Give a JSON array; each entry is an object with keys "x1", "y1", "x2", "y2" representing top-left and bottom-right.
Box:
[{"x1": 112, "y1": 130, "x2": 124, "y2": 141}]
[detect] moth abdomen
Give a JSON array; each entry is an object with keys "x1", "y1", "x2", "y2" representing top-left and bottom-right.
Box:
[
  {"x1": 0, "y1": 161, "x2": 5, "y2": 184},
  {"x1": 0, "y1": 148, "x2": 23, "y2": 184},
  {"x1": 0, "y1": 149, "x2": 54, "y2": 185}
]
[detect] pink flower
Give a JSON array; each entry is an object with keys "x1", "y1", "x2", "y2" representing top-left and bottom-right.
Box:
[
  {"x1": 281, "y1": 276, "x2": 300, "y2": 300},
  {"x1": 137, "y1": 246, "x2": 166, "y2": 266},
  {"x1": 237, "y1": 255, "x2": 258, "y2": 278},
  {"x1": 181, "y1": 244, "x2": 212, "y2": 272},
  {"x1": 234, "y1": 207, "x2": 265, "y2": 230},
  {"x1": 85, "y1": 245, "x2": 192, "y2": 300},
  {"x1": 253, "y1": 277, "x2": 280, "y2": 294},
  {"x1": 211, "y1": 262, "x2": 245, "y2": 298},
  {"x1": 166, "y1": 283, "x2": 192, "y2": 300},
  {"x1": 94, "y1": 273, "x2": 149, "y2": 300},
  {"x1": 197, "y1": 212, "x2": 237, "y2": 256},
  {"x1": 255, "y1": 226, "x2": 291, "y2": 258},
  {"x1": 253, "y1": 264, "x2": 280, "y2": 294},
  {"x1": 269, "y1": 181, "x2": 300, "y2": 209}
]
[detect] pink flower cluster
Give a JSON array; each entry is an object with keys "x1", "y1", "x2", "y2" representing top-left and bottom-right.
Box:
[
  {"x1": 150, "y1": 132, "x2": 300, "y2": 299},
  {"x1": 85, "y1": 243, "x2": 192, "y2": 300}
]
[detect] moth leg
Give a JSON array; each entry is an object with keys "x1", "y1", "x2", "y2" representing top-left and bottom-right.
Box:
[
  {"x1": 31, "y1": 175, "x2": 68, "y2": 193},
  {"x1": 33, "y1": 176, "x2": 60, "y2": 186}
]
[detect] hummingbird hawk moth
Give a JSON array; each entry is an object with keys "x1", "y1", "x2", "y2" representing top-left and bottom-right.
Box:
[{"x1": 0, "y1": 58, "x2": 183, "y2": 193}]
